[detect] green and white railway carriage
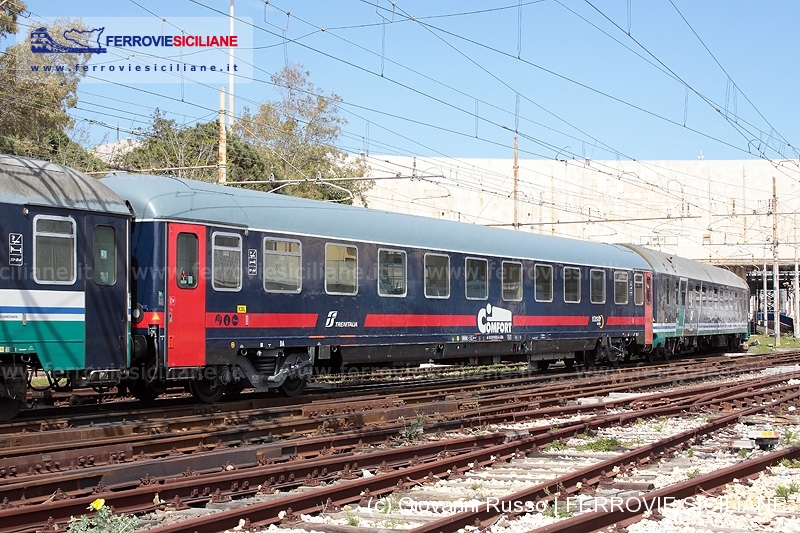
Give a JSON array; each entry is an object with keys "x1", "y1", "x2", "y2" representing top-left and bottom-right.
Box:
[
  {"x1": 625, "y1": 245, "x2": 749, "y2": 357},
  {"x1": 0, "y1": 156, "x2": 131, "y2": 419}
]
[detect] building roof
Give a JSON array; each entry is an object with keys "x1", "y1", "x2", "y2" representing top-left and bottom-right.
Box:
[
  {"x1": 103, "y1": 172, "x2": 651, "y2": 269},
  {"x1": 0, "y1": 155, "x2": 130, "y2": 215}
]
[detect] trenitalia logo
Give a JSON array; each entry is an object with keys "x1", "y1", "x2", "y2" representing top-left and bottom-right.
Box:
[{"x1": 31, "y1": 26, "x2": 239, "y2": 54}]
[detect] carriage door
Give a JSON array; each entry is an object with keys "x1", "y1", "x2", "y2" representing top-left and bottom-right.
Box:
[
  {"x1": 166, "y1": 223, "x2": 206, "y2": 367},
  {"x1": 84, "y1": 214, "x2": 129, "y2": 370},
  {"x1": 644, "y1": 272, "x2": 653, "y2": 345},
  {"x1": 676, "y1": 278, "x2": 687, "y2": 337}
]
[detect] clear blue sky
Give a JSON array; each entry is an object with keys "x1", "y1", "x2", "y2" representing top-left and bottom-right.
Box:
[{"x1": 8, "y1": 1, "x2": 800, "y2": 162}]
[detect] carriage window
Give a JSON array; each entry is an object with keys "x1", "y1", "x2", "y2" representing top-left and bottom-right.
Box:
[
  {"x1": 614, "y1": 272, "x2": 628, "y2": 304},
  {"x1": 535, "y1": 264, "x2": 553, "y2": 302},
  {"x1": 634, "y1": 273, "x2": 644, "y2": 305},
  {"x1": 590, "y1": 269, "x2": 605, "y2": 304},
  {"x1": 93, "y1": 225, "x2": 116, "y2": 286},
  {"x1": 680, "y1": 279, "x2": 687, "y2": 306},
  {"x1": 425, "y1": 253, "x2": 450, "y2": 298},
  {"x1": 502, "y1": 261, "x2": 523, "y2": 301},
  {"x1": 695, "y1": 285, "x2": 701, "y2": 307},
  {"x1": 466, "y1": 258, "x2": 488, "y2": 300},
  {"x1": 326, "y1": 243, "x2": 358, "y2": 295},
  {"x1": 176, "y1": 233, "x2": 198, "y2": 289},
  {"x1": 212, "y1": 232, "x2": 242, "y2": 291},
  {"x1": 701, "y1": 286, "x2": 707, "y2": 307},
  {"x1": 378, "y1": 249, "x2": 406, "y2": 297},
  {"x1": 564, "y1": 266, "x2": 581, "y2": 303},
  {"x1": 264, "y1": 239, "x2": 301, "y2": 293},
  {"x1": 34, "y1": 215, "x2": 76, "y2": 284}
]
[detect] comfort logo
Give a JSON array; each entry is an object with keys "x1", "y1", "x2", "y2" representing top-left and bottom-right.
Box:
[{"x1": 477, "y1": 304, "x2": 512, "y2": 334}]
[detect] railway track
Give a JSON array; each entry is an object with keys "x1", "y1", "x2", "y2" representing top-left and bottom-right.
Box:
[{"x1": 0, "y1": 352, "x2": 798, "y2": 533}]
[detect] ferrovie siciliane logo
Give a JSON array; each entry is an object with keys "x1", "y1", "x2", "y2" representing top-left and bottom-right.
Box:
[
  {"x1": 30, "y1": 26, "x2": 239, "y2": 54},
  {"x1": 31, "y1": 27, "x2": 107, "y2": 54},
  {"x1": 23, "y1": 17, "x2": 252, "y2": 84}
]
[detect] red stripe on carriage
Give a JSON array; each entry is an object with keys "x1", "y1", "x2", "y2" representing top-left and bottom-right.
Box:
[
  {"x1": 364, "y1": 314, "x2": 476, "y2": 327},
  {"x1": 205, "y1": 313, "x2": 318, "y2": 328},
  {"x1": 513, "y1": 315, "x2": 589, "y2": 326},
  {"x1": 605, "y1": 316, "x2": 646, "y2": 326}
]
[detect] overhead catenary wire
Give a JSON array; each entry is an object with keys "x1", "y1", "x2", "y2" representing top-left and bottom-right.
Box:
[{"x1": 4, "y1": 1, "x2": 792, "y2": 247}]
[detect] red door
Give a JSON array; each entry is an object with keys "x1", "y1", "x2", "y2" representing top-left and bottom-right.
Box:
[
  {"x1": 167, "y1": 223, "x2": 206, "y2": 367},
  {"x1": 644, "y1": 272, "x2": 653, "y2": 345}
]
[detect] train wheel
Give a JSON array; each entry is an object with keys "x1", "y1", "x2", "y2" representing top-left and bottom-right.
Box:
[
  {"x1": 664, "y1": 340, "x2": 674, "y2": 360},
  {"x1": 224, "y1": 381, "x2": 247, "y2": 400},
  {"x1": 599, "y1": 345, "x2": 619, "y2": 367},
  {"x1": 129, "y1": 380, "x2": 165, "y2": 402},
  {"x1": 0, "y1": 373, "x2": 26, "y2": 420},
  {"x1": 0, "y1": 398, "x2": 22, "y2": 421},
  {"x1": 584, "y1": 350, "x2": 597, "y2": 370},
  {"x1": 280, "y1": 378, "x2": 306, "y2": 397},
  {"x1": 190, "y1": 378, "x2": 225, "y2": 404}
]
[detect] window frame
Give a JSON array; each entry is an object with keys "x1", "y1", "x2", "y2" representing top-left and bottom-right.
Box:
[
  {"x1": 175, "y1": 232, "x2": 199, "y2": 290},
  {"x1": 424, "y1": 252, "x2": 450, "y2": 299},
  {"x1": 633, "y1": 273, "x2": 644, "y2": 306},
  {"x1": 211, "y1": 231, "x2": 243, "y2": 292},
  {"x1": 590, "y1": 268, "x2": 606, "y2": 304},
  {"x1": 563, "y1": 266, "x2": 581, "y2": 304},
  {"x1": 614, "y1": 271, "x2": 629, "y2": 305},
  {"x1": 263, "y1": 237, "x2": 302, "y2": 294},
  {"x1": 377, "y1": 248, "x2": 407, "y2": 298},
  {"x1": 679, "y1": 279, "x2": 688, "y2": 307},
  {"x1": 325, "y1": 242, "x2": 359, "y2": 296},
  {"x1": 534, "y1": 263, "x2": 553, "y2": 303},
  {"x1": 502, "y1": 260, "x2": 523, "y2": 302},
  {"x1": 465, "y1": 256, "x2": 489, "y2": 300},
  {"x1": 33, "y1": 214, "x2": 77, "y2": 285},
  {"x1": 93, "y1": 224, "x2": 117, "y2": 287}
]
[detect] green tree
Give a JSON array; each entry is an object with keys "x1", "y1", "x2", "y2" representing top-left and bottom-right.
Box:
[
  {"x1": 236, "y1": 63, "x2": 372, "y2": 204},
  {"x1": 0, "y1": 16, "x2": 101, "y2": 169},
  {"x1": 121, "y1": 110, "x2": 269, "y2": 182},
  {"x1": 0, "y1": 0, "x2": 26, "y2": 38}
]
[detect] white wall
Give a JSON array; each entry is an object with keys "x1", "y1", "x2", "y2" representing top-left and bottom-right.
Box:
[{"x1": 360, "y1": 155, "x2": 800, "y2": 267}]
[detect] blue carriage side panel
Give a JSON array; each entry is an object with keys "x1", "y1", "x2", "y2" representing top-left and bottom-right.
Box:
[
  {"x1": 103, "y1": 172, "x2": 652, "y2": 369},
  {"x1": 0, "y1": 155, "x2": 130, "y2": 372}
]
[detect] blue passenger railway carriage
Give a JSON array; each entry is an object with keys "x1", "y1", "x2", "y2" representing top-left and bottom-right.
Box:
[
  {"x1": 0, "y1": 156, "x2": 750, "y2": 419},
  {"x1": 0, "y1": 156, "x2": 130, "y2": 419},
  {"x1": 102, "y1": 172, "x2": 655, "y2": 402}
]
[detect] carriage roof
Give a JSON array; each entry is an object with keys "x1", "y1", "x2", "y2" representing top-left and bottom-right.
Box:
[
  {"x1": 625, "y1": 244, "x2": 747, "y2": 289},
  {"x1": 103, "y1": 172, "x2": 650, "y2": 269},
  {"x1": 0, "y1": 155, "x2": 130, "y2": 215}
]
